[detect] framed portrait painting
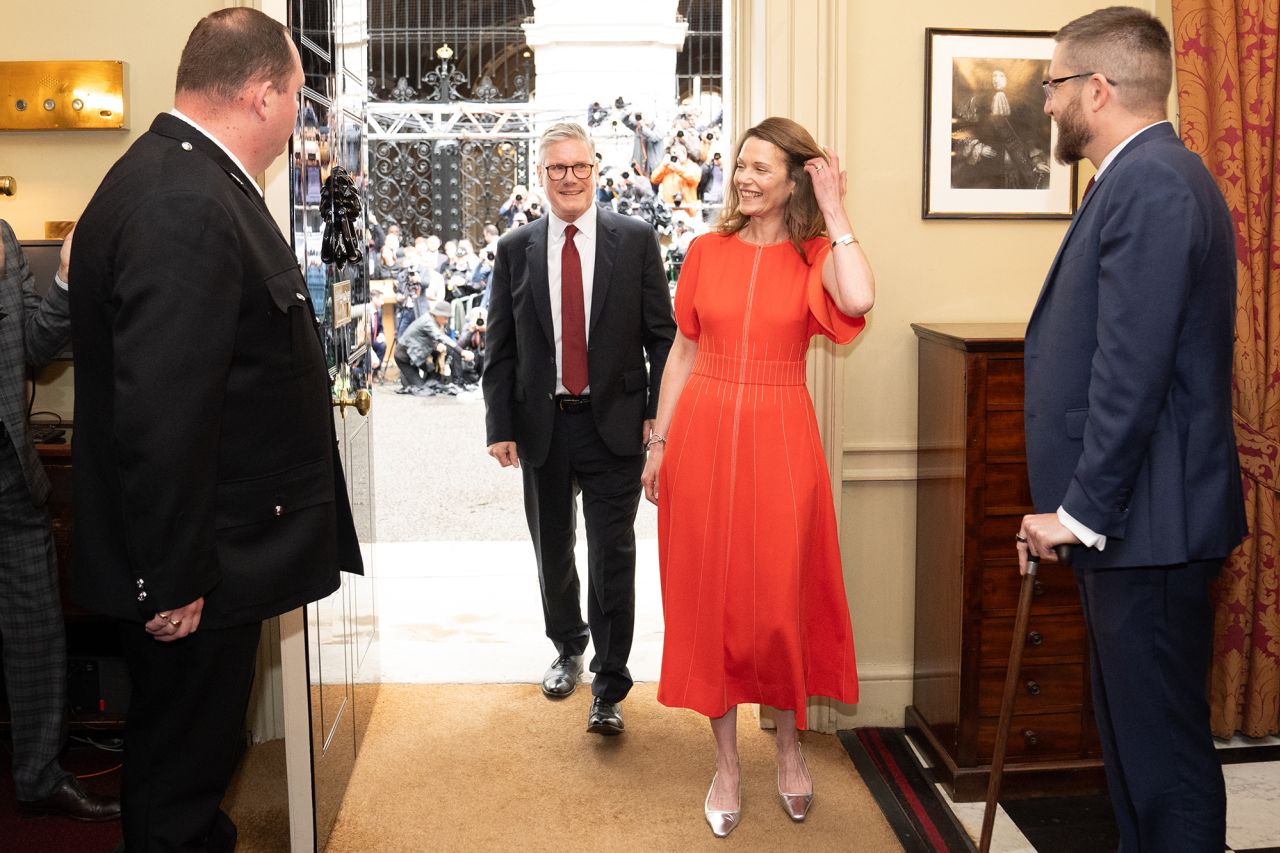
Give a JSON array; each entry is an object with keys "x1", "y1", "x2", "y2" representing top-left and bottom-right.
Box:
[{"x1": 923, "y1": 28, "x2": 1077, "y2": 219}]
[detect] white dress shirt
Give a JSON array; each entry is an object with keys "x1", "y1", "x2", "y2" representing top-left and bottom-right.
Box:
[
  {"x1": 546, "y1": 205, "x2": 597, "y2": 395},
  {"x1": 1056, "y1": 120, "x2": 1170, "y2": 552}
]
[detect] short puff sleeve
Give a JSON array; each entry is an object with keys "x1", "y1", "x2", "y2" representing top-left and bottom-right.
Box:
[
  {"x1": 805, "y1": 240, "x2": 866, "y2": 344},
  {"x1": 673, "y1": 234, "x2": 706, "y2": 341}
]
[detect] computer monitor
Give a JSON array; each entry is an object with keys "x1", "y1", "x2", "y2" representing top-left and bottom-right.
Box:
[{"x1": 16, "y1": 239, "x2": 72, "y2": 359}]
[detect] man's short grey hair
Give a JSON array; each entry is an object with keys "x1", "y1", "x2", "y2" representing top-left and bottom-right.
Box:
[{"x1": 539, "y1": 122, "x2": 595, "y2": 162}]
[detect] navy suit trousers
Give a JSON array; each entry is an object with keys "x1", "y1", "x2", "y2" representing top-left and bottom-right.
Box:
[{"x1": 1076, "y1": 560, "x2": 1225, "y2": 853}]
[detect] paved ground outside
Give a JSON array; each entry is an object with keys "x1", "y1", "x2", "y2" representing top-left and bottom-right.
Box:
[{"x1": 364, "y1": 383, "x2": 662, "y2": 685}]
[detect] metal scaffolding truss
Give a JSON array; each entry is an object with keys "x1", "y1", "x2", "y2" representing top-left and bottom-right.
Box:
[{"x1": 366, "y1": 102, "x2": 553, "y2": 140}]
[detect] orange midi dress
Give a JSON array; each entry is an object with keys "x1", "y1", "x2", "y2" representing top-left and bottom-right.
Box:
[{"x1": 656, "y1": 232, "x2": 864, "y2": 729}]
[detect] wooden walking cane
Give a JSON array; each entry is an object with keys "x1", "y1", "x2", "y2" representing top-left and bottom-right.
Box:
[{"x1": 979, "y1": 545, "x2": 1071, "y2": 853}]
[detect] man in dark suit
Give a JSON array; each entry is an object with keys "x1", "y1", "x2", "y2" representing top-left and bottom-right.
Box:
[
  {"x1": 0, "y1": 223, "x2": 119, "y2": 822},
  {"x1": 69, "y1": 9, "x2": 362, "y2": 850},
  {"x1": 483, "y1": 122, "x2": 674, "y2": 735},
  {"x1": 1019, "y1": 8, "x2": 1246, "y2": 851}
]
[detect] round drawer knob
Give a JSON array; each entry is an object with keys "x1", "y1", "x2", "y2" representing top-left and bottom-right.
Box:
[
  {"x1": 1023, "y1": 729, "x2": 1039, "y2": 746},
  {"x1": 1026, "y1": 680, "x2": 1041, "y2": 696},
  {"x1": 1027, "y1": 630, "x2": 1043, "y2": 646}
]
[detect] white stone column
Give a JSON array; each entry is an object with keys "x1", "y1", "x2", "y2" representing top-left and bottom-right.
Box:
[{"x1": 523, "y1": 0, "x2": 687, "y2": 163}]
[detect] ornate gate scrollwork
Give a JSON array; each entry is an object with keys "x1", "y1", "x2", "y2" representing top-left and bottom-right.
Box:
[
  {"x1": 368, "y1": 104, "x2": 536, "y2": 245},
  {"x1": 371, "y1": 139, "x2": 437, "y2": 239},
  {"x1": 459, "y1": 139, "x2": 526, "y2": 243}
]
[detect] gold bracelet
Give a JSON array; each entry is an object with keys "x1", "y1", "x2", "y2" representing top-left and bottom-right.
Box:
[{"x1": 831, "y1": 233, "x2": 858, "y2": 249}]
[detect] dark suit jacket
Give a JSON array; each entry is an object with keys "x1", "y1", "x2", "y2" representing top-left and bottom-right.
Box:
[
  {"x1": 1024, "y1": 122, "x2": 1246, "y2": 570},
  {"x1": 69, "y1": 113, "x2": 363, "y2": 628},
  {"x1": 0, "y1": 220, "x2": 71, "y2": 507},
  {"x1": 483, "y1": 207, "x2": 675, "y2": 467}
]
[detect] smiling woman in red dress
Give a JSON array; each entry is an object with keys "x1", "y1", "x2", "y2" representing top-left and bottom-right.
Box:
[{"x1": 640, "y1": 117, "x2": 875, "y2": 838}]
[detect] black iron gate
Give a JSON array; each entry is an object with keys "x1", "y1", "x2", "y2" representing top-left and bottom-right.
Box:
[{"x1": 369, "y1": 132, "x2": 528, "y2": 245}]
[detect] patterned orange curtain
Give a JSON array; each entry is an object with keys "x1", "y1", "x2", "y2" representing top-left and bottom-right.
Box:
[{"x1": 1173, "y1": 1, "x2": 1280, "y2": 738}]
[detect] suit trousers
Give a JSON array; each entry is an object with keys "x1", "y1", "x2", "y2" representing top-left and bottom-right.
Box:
[
  {"x1": 1076, "y1": 560, "x2": 1225, "y2": 853},
  {"x1": 393, "y1": 348, "x2": 426, "y2": 389},
  {"x1": 0, "y1": 423, "x2": 71, "y2": 800},
  {"x1": 119, "y1": 619, "x2": 260, "y2": 853},
  {"x1": 521, "y1": 405, "x2": 643, "y2": 703}
]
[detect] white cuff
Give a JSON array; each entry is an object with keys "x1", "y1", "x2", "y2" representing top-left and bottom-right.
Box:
[
  {"x1": 54, "y1": 272, "x2": 69, "y2": 291},
  {"x1": 1058, "y1": 506, "x2": 1106, "y2": 551}
]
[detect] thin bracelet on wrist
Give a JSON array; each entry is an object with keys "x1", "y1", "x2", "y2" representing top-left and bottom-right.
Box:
[
  {"x1": 645, "y1": 433, "x2": 667, "y2": 450},
  {"x1": 831, "y1": 233, "x2": 858, "y2": 249}
]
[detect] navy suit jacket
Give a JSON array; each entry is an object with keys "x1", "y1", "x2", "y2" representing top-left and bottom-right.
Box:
[
  {"x1": 1024, "y1": 122, "x2": 1246, "y2": 570},
  {"x1": 482, "y1": 206, "x2": 675, "y2": 468}
]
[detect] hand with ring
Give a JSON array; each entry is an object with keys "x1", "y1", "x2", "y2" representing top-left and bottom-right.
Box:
[
  {"x1": 804, "y1": 146, "x2": 846, "y2": 216},
  {"x1": 145, "y1": 596, "x2": 206, "y2": 643},
  {"x1": 1016, "y1": 513, "x2": 1081, "y2": 576}
]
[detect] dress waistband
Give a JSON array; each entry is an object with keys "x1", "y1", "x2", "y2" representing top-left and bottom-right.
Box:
[{"x1": 691, "y1": 350, "x2": 807, "y2": 386}]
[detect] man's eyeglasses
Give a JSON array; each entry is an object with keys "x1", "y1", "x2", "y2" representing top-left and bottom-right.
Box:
[
  {"x1": 544, "y1": 162, "x2": 595, "y2": 180},
  {"x1": 1042, "y1": 72, "x2": 1116, "y2": 99}
]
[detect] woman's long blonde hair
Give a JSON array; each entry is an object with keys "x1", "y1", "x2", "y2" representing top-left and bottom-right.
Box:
[{"x1": 716, "y1": 117, "x2": 828, "y2": 265}]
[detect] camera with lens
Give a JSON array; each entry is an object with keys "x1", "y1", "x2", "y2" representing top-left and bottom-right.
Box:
[
  {"x1": 514, "y1": 193, "x2": 523, "y2": 202},
  {"x1": 485, "y1": 250, "x2": 496, "y2": 261},
  {"x1": 676, "y1": 130, "x2": 685, "y2": 139},
  {"x1": 620, "y1": 170, "x2": 630, "y2": 180},
  {"x1": 670, "y1": 154, "x2": 679, "y2": 163},
  {"x1": 606, "y1": 177, "x2": 614, "y2": 187},
  {"x1": 705, "y1": 132, "x2": 715, "y2": 142}
]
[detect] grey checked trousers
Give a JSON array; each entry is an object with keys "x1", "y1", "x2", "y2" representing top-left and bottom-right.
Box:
[{"x1": 0, "y1": 428, "x2": 70, "y2": 800}]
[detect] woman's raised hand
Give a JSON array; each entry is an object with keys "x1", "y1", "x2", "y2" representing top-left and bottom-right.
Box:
[{"x1": 804, "y1": 146, "x2": 846, "y2": 214}]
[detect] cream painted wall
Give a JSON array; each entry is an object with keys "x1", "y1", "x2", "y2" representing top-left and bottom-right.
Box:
[
  {"x1": 734, "y1": 0, "x2": 1170, "y2": 726},
  {"x1": 0, "y1": 2, "x2": 226, "y2": 239},
  {"x1": 1, "y1": 2, "x2": 225, "y2": 419}
]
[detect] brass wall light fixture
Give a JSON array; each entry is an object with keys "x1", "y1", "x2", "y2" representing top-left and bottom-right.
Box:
[{"x1": 1, "y1": 60, "x2": 126, "y2": 131}]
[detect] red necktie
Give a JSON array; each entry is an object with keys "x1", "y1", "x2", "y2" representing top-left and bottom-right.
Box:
[
  {"x1": 560, "y1": 224, "x2": 588, "y2": 395},
  {"x1": 1083, "y1": 175, "x2": 1096, "y2": 198}
]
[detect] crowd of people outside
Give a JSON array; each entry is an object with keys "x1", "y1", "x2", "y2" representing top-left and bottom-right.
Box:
[{"x1": 367, "y1": 97, "x2": 727, "y2": 399}]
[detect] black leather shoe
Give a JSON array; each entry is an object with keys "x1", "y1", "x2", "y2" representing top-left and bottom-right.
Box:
[
  {"x1": 541, "y1": 654, "x2": 583, "y2": 698},
  {"x1": 587, "y1": 697, "x2": 624, "y2": 735},
  {"x1": 17, "y1": 776, "x2": 121, "y2": 822}
]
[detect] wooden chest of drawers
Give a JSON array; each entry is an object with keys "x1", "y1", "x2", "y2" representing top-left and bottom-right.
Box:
[{"x1": 906, "y1": 323, "x2": 1105, "y2": 801}]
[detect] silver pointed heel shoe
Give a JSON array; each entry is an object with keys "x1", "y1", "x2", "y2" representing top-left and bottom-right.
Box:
[
  {"x1": 704, "y1": 772, "x2": 741, "y2": 838},
  {"x1": 778, "y1": 746, "x2": 814, "y2": 822}
]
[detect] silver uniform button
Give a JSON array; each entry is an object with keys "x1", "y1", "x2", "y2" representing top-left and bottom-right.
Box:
[
  {"x1": 275, "y1": 505, "x2": 284, "y2": 517},
  {"x1": 295, "y1": 293, "x2": 305, "y2": 301},
  {"x1": 181, "y1": 141, "x2": 193, "y2": 151},
  {"x1": 136, "y1": 578, "x2": 145, "y2": 588},
  {"x1": 138, "y1": 591, "x2": 148, "y2": 601}
]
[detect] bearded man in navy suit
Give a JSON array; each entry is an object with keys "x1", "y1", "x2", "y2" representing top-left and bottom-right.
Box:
[{"x1": 1018, "y1": 8, "x2": 1246, "y2": 852}]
